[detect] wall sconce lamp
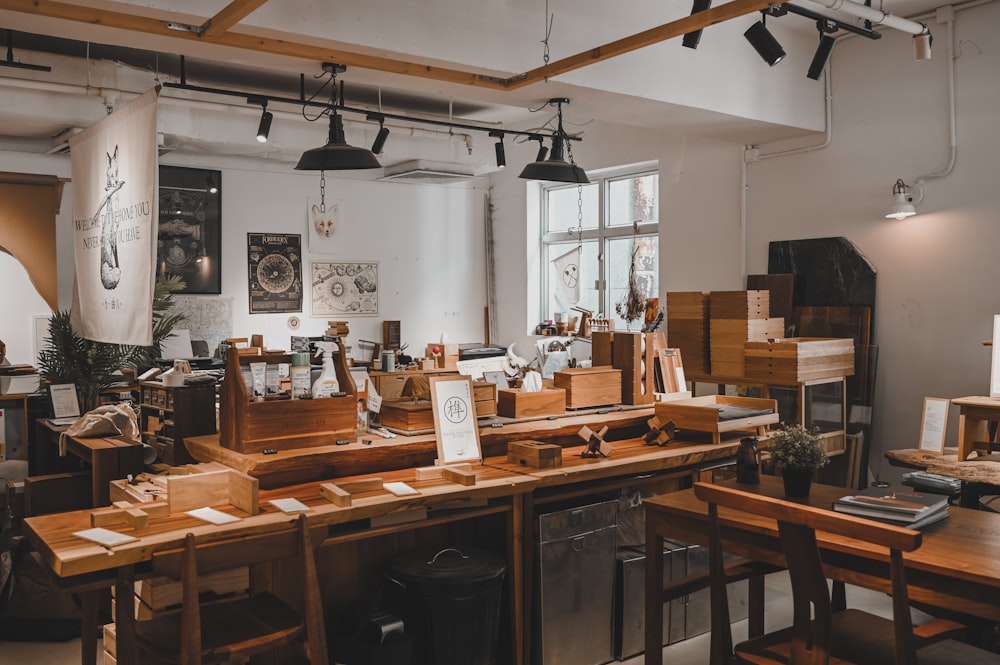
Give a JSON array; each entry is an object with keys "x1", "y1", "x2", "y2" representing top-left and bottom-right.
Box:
[
  {"x1": 490, "y1": 130, "x2": 506, "y2": 169},
  {"x1": 518, "y1": 99, "x2": 589, "y2": 184},
  {"x1": 255, "y1": 100, "x2": 272, "y2": 144},
  {"x1": 682, "y1": 0, "x2": 713, "y2": 49},
  {"x1": 370, "y1": 114, "x2": 390, "y2": 154},
  {"x1": 885, "y1": 179, "x2": 918, "y2": 219},
  {"x1": 745, "y1": 15, "x2": 786, "y2": 66}
]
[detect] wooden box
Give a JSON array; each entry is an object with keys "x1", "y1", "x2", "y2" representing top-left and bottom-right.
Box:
[
  {"x1": 507, "y1": 440, "x2": 562, "y2": 468},
  {"x1": 709, "y1": 317, "x2": 784, "y2": 377},
  {"x1": 592, "y1": 331, "x2": 615, "y2": 368},
  {"x1": 655, "y1": 395, "x2": 779, "y2": 444},
  {"x1": 380, "y1": 399, "x2": 434, "y2": 431},
  {"x1": 497, "y1": 387, "x2": 566, "y2": 418},
  {"x1": 473, "y1": 381, "x2": 497, "y2": 418},
  {"x1": 743, "y1": 337, "x2": 855, "y2": 382},
  {"x1": 709, "y1": 290, "x2": 770, "y2": 320},
  {"x1": 553, "y1": 367, "x2": 622, "y2": 409},
  {"x1": 612, "y1": 331, "x2": 662, "y2": 405},
  {"x1": 219, "y1": 344, "x2": 357, "y2": 453}
]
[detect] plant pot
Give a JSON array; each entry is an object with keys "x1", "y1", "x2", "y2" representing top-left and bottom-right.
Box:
[{"x1": 782, "y1": 468, "x2": 813, "y2": 499}]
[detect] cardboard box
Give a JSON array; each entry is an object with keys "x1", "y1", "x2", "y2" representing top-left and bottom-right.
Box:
[
  {"x1": 497, "y1": 388, "x2": 566, "y2": 418},
  {"x1": 553, "y1": 367, "x2": 622, "y2": 409}
]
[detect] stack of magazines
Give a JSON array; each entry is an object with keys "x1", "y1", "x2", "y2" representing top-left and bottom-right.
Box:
[
  {"x1": 901, "y1": 471, "x2": 962, "y2": 494},
  {"x1": 833, "y1": 486, "x2": 949, "y2": 529}
]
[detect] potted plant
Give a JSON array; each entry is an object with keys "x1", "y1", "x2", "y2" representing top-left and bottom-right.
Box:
[
  {"x1": 37, "y1": 276, "x2": 186, "y2": 412},
  {"x1": 768, "y1": 423, "x2": 828, "y2": 498}
]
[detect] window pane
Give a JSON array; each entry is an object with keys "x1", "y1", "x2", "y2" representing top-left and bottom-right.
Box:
[
  {"x1": 545, "y1": 241, "x2": 599, "y2": 323},
  {"x1": 545, "y1": 184, "x2": 598, "y2": 233},
  {"x1": 607, "y1": 235, "x2": 658, "y2": 330},
  {"x1": 608, "y1": 174, "x2": 658, "y2": 227}
]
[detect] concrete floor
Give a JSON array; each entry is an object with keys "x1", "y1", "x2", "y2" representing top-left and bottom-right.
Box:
[{"x1": 0, "y1": 572, "x2": 902, "y2": 665}]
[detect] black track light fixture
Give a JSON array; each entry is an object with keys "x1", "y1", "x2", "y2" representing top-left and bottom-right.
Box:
[
  {"x1": 532, "y1": 136, "x2": 549, "y2": 162},
  {"x1": 370, "y1": 115, "x2": 390, "y2": 154},
  {"x1": 490, "y1": 130, "x2": 506, "y2": 169},
  {"x1": 682, "y1": 0, "x2": 713, "y2": 50},
  {"x1": 806, "y1": 21, "x2": 837, "y2": 81},
  {"x1": 255, "y1": 100, "x2": 273, "y2": 144},
  {"x1": 744, "y1": 16, "x2": 786, "y2": 66},
  {"x1": 518, "y1": 99, "x2": 589, "y2": 184}
]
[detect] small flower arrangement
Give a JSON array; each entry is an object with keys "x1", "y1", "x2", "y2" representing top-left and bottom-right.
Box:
[{"x1": 768, "y1": 423, "x2": 828, "y2": 472}]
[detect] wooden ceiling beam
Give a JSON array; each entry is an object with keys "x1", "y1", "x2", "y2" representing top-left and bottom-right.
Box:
[
  {"x1": 200, "y1": 0, "x2": 270, "y2": 38},
  {"x1": 0, "y1": 0, "x2": 783, "y2": 92}
]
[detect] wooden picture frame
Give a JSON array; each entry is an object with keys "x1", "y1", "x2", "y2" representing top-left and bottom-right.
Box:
[
  {"x1": 918, "y1": 397, "x2": 949, "y2": 453},
  {"x1": 157, "y1": 166, "x2": 222, "y2": 294},
  {"x1": 429, "y1": 375, "x2": 482, "y2": 465}
]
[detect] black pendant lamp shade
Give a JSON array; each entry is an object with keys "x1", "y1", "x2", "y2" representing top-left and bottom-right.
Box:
[
  {"x1": 295, "y1": 111, "x2": 381, "y2": 171},
  {"x1": 518, "y1": 135, "x2": 589, "y2": 183}
]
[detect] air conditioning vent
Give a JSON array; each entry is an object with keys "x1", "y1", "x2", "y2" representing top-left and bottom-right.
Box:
[{"x1": 379, "y1": 159, "x2": 477, "y2": 184}]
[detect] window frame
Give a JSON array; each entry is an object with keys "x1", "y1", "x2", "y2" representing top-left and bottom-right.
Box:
[{"x1": 539, "y1": 163, "x2": 659, "y2": 325}]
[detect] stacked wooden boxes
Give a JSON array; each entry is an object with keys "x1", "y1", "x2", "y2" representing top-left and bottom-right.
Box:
[
  {"x1": 744, "y1": 337, "x2": 855, "y2": 382},
  {"x1": 708, "y1": 290, "x2": 783, "y2": 376},
  {"x1": 665, "y1": 292, "x2": 709, "y2": 375},
  {"x1": 612, "y1": 331, "x2": 663, "y2": 405},
  {"x1": 553, "y1": 367, "x2": 622, "y2": 409},
  {"x1": 473, "y1": 381, "x2": 498, "y2": 418}
]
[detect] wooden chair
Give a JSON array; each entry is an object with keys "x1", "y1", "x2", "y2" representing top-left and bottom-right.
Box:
[
  {"x1": 134, "y1": 514, "x2": 328, "y2": 665},
  {"x1": 693, "y1": 482, "x2": 1000, "y2": 665}
]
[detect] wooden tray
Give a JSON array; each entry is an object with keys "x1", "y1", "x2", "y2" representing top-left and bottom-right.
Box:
[
  {"x1": 743, "y1": 337, "x2": 854, "y2": 382},
  {"x1": 654, "y1": 394, "x2": 778, "y2": 444}
]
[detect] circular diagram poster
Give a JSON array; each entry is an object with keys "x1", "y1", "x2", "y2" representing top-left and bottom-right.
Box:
[
  {"x1": 310, "y1": 261, "x2": 379, "y2": 316},
  {"x1": 247, "y1": 233, "x2": 303, "y2": 314}
]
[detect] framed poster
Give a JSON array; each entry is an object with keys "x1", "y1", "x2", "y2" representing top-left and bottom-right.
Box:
[
  {"x1": 247, "y1": 233, "x2": 303, "y2": 314},
  {"x1": 429, "y1": 375, "x2": 482, "y2": 464},
  {"x1": 918, "y1": 397, "x2": 949, "y2": 453},
  {"x1": 310, "y1": 261, "x2": 379, "y2": 316},
  {"x1": 157, "y1": 166, "x2": 222, "y2": 294}
]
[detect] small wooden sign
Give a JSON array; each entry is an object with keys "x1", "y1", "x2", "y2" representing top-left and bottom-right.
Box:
[
  {"x1": 429, "y1": 375, "x2": 482, "y2": 465},
  {"x1": 918, "y1": 397, "x2": 949, "y2": 453}
]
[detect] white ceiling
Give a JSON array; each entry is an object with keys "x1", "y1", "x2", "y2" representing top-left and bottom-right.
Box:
[{"x1": 0, "y1": 0, "x2": 947, "y2": 164}]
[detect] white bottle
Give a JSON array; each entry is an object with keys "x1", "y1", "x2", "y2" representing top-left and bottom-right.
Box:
[{"x1": 311, "y1": 342, "x2": 340, "y2": 398}]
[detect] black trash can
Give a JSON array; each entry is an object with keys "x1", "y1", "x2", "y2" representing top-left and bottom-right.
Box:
[{"x1": 385, "y1": 547, "x2": 506, "y2": 665}]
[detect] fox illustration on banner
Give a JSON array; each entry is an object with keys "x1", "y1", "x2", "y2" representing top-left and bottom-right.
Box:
[{"x1": 70, "y1": 87, "x2": 160, "y2": 346}]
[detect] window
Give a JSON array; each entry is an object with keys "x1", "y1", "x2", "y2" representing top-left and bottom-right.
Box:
[{"x1": 540, "y1": 166, "x2": 658, "y2": 330}]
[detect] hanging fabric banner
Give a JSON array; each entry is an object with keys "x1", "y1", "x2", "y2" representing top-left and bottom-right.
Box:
[
  {"x1": 69, "y1": 86, "x2": 160, "y2": 346},
  {"x1": 550, "y1": 245, "x2": 581, "y2": 305}
]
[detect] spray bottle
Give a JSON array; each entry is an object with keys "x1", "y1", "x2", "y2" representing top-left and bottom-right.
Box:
[{"x1": 311, "y1": 341, "x2": 341, "y2": 398}]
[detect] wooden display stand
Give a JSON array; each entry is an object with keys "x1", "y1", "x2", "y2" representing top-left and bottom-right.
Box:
[
  {"x1": 654, "y1": 394, "x2": 779, "y2": 444},
  {"x1": 613, "y1": 331, "x2": 662, "y2": 405},
  {"x1": 953, "y1": 396, "x2": 1000, "y2": 461},
  {"x1": 219, "y1": 341, "x2": 357, "y2": 453}
]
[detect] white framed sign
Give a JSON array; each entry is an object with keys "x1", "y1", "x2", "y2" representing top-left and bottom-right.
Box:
[
  {"x1": 918, "y1": 397, "x2": 949, "y2": 453},
  {"x1": 49, "y1": 383, "x2": 82, "y2": 420},
  {"x1": 429, "y1": 375, "x2": 482, "y2": 465}
]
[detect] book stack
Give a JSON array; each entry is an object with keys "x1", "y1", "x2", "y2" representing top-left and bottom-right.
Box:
[
  {"x1": 833, "y1": 486, "x2": 949, "y2": 529},
  {"x1": 901, "y1": 471, "x2": 962, "y2": 494}
]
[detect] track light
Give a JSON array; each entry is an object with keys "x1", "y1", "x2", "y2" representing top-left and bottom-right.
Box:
[
  {"x1": 490, "y1": 131, "x2": 505, "y2": 169},
  {"x1": 807, "y1": 33, "x2": 837, "y2": 80},
  {"x1": 533, "y1": 137, "x2": 549, "y2": 162},
  {"x1": 682, "y1": 0, "x2": 713, "y2": 49},
  {"x1": 913, "y1": 28, "x2": 932, "y2": 61},
  {"x1": 206, "y1": 174, "x2": 218, "y2": 194},
  {"x1": 295, "y1": 111, "x2": 381, "y2": 171},
  {"x1": 255, "y1": 101, "x2": 272, "y2": 144},
  {"x1": 371, "y1": 115, "x2": 390, "y2": 154},
  {"x1": 518, "y1": 99, "x2": 589, "y2": 184},
  {"x1": 744, "y1": 18, "x2": 786, "y2": 66},
  {"x1": 885, "y1": 179, "x2": 917, "y2": 219}
]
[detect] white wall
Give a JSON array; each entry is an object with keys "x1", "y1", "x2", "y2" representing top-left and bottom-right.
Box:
[{"x1": 743, "y1": 2, "x2": 1000, "y2": 479}]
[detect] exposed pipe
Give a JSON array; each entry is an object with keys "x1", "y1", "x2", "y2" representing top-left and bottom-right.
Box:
[
  {"x1": 912, "y1": 7, "x2": 957, "y2": 204},
  {"x1": 790, "y1": 0, "x2": 928, "y2": 35}
]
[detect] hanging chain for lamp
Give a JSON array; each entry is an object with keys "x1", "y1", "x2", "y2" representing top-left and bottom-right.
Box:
[
  {"x1": 319, "y1": 171, "x2": 327, "y2": 214},
  {"x1": 541, "y1": 0, "x2": 554, "y2": 65},
  {"x1": 576, "y1": 184, "x2": 584, "y2": 254}
]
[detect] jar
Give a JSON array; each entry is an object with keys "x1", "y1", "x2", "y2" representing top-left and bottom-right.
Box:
[{"x1": 736, "y1": 437, "x2": 761, "y2": 484}]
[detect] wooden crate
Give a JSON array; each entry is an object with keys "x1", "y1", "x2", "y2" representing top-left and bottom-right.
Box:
[
  {"x1": 666, "y1": 291, "x2": 709, "y2": 319},
  {"x1": 709, "y1": 290, "x2": 770, "y2": 320},
  {"x1": 219, "y1": 344, "x2": 357, "y2": 453},
  {"x1": 743, "y1": 337, "x2": 855, "y2": 382},
  {"x1": 591, "y1": 331, "x2": 614, "y2": 368},
  {"x1": 666, "y1": 292, "x2": 709, "y2": 375},
  {"x1": 506, "y1": 440, "x2": 562, "y2": 468},
  {"x1": 380, "y1": 399, "x2": 434, "y2": 431},
  {"x1": 654, "y1": 394, "x2": 779, "y2": 444},
  {"x1": 709, "y1": 317, "x2": 784, "y2": 342},
  {"x1": 552, "y1": 367, "x2": 622, "y2": 409},
  {"x1": 497, "y1": 388, "x2": 566, "y2": 418},
  {"x1": 612, "y1": 331, "x2": 661, "y2": 405}
]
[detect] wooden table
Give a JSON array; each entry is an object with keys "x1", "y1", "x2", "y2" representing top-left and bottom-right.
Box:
[
  {"x1": 886, "y1": 447, "x2": 1000, "y2": 508},
  {"x1": 35, "y1": 420, "x2": 146, "y2": 507},
  {"x1": 643, "y1": 476, "x2": 1000, "y2": 665}
]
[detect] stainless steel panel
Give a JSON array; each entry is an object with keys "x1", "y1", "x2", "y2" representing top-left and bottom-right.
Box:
[
  {"x1": 664, "y1": 539, "x2": 688, "y2": 645},
  {"x1": 538, "y1": 500, "x2": 617, "y2": 543},
  {"x1": 614, "y1": 547, "x2": 671, "y2": 661},
  {"x1": 683, "y1": 544, "x2": 711, "y2": 639}
]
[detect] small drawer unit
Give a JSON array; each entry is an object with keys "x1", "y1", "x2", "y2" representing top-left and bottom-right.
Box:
[{"x1": 140, "y1": 382, "x2": 217, "y2": 466}]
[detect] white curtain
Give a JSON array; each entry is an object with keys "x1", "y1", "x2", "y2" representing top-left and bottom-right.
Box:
[{"x1": 69, "y1": 87, "x2": 160, "y2": 346}]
